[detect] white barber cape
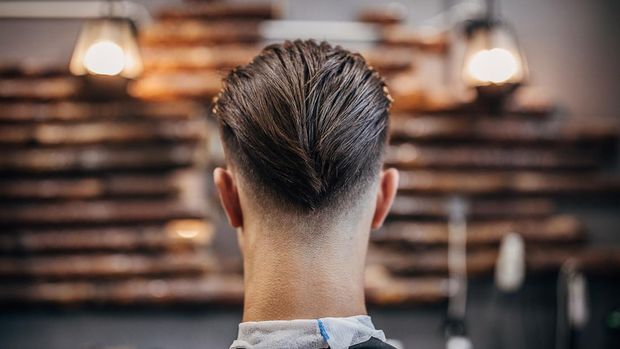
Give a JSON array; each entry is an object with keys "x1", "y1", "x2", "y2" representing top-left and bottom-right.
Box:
[{"x1": 230, "y1": 315, "x2": 391, "y2": 349}]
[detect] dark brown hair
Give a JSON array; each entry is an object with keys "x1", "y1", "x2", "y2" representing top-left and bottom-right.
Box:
[{"x1": 213, "y1": 40, "x2": 391, "y2": 211}]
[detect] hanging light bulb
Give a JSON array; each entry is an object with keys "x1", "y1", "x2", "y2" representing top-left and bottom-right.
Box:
[
  {"x1": 461, "y1": 20, "x2": 527, "y2": 88},
  {"x1": 70, "y1": 18, "x2": 143, "y2": 79},
  {"x1": 459, "y1": 0, "x2": 528, "y2": 101}
]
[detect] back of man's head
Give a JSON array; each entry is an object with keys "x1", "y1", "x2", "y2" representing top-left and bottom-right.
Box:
[{"x1": 213, "y1": 40, "x2": 391, "y2": 213}]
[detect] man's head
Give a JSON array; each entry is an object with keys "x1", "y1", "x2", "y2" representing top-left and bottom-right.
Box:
[{"x1": 212, "y1": 40, "x2": 398, "y2": 246}]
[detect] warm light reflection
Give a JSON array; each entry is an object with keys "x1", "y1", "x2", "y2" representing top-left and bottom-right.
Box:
[
  {"x1": 175, "y1": 228, "x2": 200, "y2": 239},
  {"x1": 465, "y1": 48, "x2": 519, "y2": 84},
  {"x1": 83, "y1": 41, "x2": 126, "y2": 76},
  {"x1": 165, "y1": 219, "x2": 213, "y2": 243},
  {"x1": 70, "y1": 19, "x2": 143, "y2": 78}
]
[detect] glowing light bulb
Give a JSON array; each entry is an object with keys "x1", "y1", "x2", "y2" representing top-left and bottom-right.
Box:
[
  {"x1": 466, "y1": 48, "x2": 519, "y2": 84},
  {"x1": 83, "y1": 41, "x2": 126, "y2": 76}
]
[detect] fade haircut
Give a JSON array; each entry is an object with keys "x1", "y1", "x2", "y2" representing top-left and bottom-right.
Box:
[{"x1": 213, "y1": 40, "x2": 391, "y2": 211}]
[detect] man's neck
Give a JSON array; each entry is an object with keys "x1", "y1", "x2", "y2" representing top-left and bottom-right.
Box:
[{"x1": 241, "y1": 231, "x2": 368, "y2": 322}]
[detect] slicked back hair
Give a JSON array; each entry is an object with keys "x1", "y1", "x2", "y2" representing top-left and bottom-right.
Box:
[{"x1": 213, "y1": 40, "x2": 392, "y2": 212}]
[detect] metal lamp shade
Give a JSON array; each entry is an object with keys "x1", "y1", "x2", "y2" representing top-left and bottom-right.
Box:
[
  {"x1": 461, "y1": 20, "x2": 528, "y2": 91},
  {"x1": 70, "y1": 18, "x2": 143, "y2": 79}
]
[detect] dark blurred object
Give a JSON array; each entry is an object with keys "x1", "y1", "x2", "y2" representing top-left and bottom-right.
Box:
[
  {"x1": 555, "y1": 261, "x2": 589, "y2": 349},
  {"x1": 606, "y1": 308, "x2": 620, "y2": 349}
]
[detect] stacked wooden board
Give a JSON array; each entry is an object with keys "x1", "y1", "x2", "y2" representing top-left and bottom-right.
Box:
[
  {"x1": 369, "y1": 55, "x2": 620, "y2": 301},
  {"x1": 0, "y1": 63, "x2": 248, "y2": 306},
  {"x1": 128, "y1": 1, "x2": 435, "y2": 102}
]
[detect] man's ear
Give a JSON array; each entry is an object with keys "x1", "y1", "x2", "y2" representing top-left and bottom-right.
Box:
[
  {"x1": 371, "y1": 168, "x2": 399, "y2": 230},
  {"x1": 213, "y1": 167, "x2": 243, "y2": 228}
]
